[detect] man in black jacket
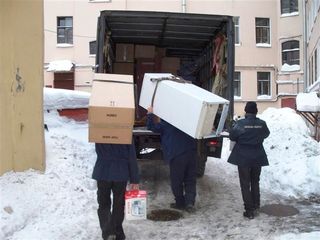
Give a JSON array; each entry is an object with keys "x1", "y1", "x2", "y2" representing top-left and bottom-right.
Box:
[
  {"x1": 93, "y1": 142, "x2": 140, "y2": 240},
  {"x1": 228, "y1": 101, "x2": 270, "y2": 219}
]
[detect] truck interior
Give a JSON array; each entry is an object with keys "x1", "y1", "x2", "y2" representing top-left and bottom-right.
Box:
[
  {"x1": 96, "y1": 10, "x2": 234, "y2": 119},
  {"x1": 95, "y1": 10, "x2": 235, "y2": 170}
]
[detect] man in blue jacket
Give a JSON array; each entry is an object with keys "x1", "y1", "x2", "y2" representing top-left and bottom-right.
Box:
[
  {"x1": 228, "y1": 101, "x2": 270, "y2": 219},
  {"x1": 93, "y1": 142, "x2": 140, "y2": 240},
  {"x1": 146, "y1": 107, "x2": 197, "y2": 213}
]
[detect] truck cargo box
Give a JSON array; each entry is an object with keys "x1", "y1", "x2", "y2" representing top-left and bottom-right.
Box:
[{"x1": 139, "y1": 73, "x2": 229, "y2": 139}]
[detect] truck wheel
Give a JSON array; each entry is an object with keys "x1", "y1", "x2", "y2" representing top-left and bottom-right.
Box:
[{"x1": 196, "y1": 153, "x2": 207, "y2": 178}]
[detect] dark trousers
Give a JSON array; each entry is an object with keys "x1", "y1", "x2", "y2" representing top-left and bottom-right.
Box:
[
  {"x1": 170, "y1": 151, "x2": 197, "y2": 207},
  {"x1": 238, "y1": 166, "x2": 261, "y2": 212},
  {"x1": 97, "y1": 180, "x2": 127, "y2": 240}
]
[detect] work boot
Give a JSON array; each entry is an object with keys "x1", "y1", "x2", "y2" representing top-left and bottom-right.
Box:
[
  {"x1": 243, "y1": 211, "x2": 254, "y2": 219},
  {"x1": 116, "y1": 234, "x2": 126, "y2": 240},
  {"x1": 253, "y1": 207, "x2": 260, "y2": 216},
  {"x1": 170, "y1": 203, "x2": 185, "y2": 210},
  {"x1": 185, "y1": 204, "x2": 196, "y2": 213},
  {"x1": 107, "y1": 235, "x2": 116, "y2": 240}
]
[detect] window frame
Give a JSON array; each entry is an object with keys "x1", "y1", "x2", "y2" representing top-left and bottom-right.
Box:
[
  {"x1": 89, "y1": 40, "x2": 96, "y2": 56},
  {"x1": 281, "y1": 40, "x2": 300, "y2": 66},
  {"x1": 234, "y1": 71, "x2": 241, "y2": 97},
  {"x1": 57, "y1": 16, "x2": 73, "y2": 45},
  {"x1": 233, "y1": 17, "x2": 240, "y2": 45},
  {"x1": 281, "y1": 0, "x2": 299, "y2": 15},
  {"x1": 257, "y1": 72, "x2": 271, "y2": 97},
  {"x1": 255, "y1": 18, "x2": 271, "y2": 46}
]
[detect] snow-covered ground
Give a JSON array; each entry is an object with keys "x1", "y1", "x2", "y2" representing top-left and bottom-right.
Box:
[{"x1": 1, "y1": 89, "x2": 320, "y2": 239}]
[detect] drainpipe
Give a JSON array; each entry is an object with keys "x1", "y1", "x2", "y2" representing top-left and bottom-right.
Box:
[
  {"x1": 303, "y1": 0, "x2": 308, "y2": 92},
  {"x1": 182, "y1": 0, "x2": 186, "y2": 13}
]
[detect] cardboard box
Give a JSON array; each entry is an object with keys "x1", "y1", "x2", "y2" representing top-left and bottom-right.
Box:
[
  {"x1": 161, "y1": 57, "x2": 180, "y2": 75},
  {"x1": 89, "y1": 73, "x2": 135, "y2": 144},
  {"x1": 116, "y1": 44, "x2": 134, "y2": 62},
  {"x1": 135, "y1": 45, "x2": 155, "y2": 58},
  {"x1": 113, "y1": 62, "x2": 134, "y2": 75},
  {"x1": 89, "y1": 125, "x2": 133, "y2": 144},
  {"x1": 139, "y1": 73, "x2": 229, "y2": 139},
  {"x1": 155, "y1": 47, "x2": 166, "y2": 57}
]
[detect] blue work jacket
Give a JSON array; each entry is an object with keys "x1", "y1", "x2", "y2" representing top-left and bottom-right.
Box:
[
  {"x1": 92, "y1": 143, "x2": 140, "y2": 183},
  {"x1": 146, "y1": 113, "x2": 197, "y2": 164}
]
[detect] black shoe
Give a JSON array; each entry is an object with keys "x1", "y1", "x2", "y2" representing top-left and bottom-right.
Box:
[
  {"x1": 103, "y1": 235, "x2": 116, "y2": 240},
  {"x1": 185, "y1": 204, "x2": 196, "y2": 213},
  {"x1": 243, "y1": 211, "x2": 254, "y2": 219},
  {"x1": 116, "y1": 234, "x2": 126, "y2": 240},
  {"x1": 170, "y1": 203, "x2": 185, "y2": 210},
  {"x1": 253, "y1": 207, "x2": 260, "y2": 216}
]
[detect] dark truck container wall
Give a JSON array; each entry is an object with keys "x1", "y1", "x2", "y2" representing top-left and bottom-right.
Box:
[{"x1": 95, "y1": 11, "x2": 234, "y2": 177}]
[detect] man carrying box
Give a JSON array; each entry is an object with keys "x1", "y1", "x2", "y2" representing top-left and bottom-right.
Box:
[
  {"x1": 146, "y1": 106, "x2": 197, "y2": 213},
  {"x1": 89, "y1": 73, "x2": 139, "y2": 240}
]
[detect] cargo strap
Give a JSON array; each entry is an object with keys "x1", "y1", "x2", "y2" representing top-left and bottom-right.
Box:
[{"x1": 150, "y1": 76, "x2": 191, "y2": 107}]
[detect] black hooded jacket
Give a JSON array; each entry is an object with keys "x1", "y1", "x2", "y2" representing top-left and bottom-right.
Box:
[{"x1": 227, "y1": 114, "x2": 270, "y2": 167}]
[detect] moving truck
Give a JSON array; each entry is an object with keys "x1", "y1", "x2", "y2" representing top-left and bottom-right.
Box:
[{"x1": 95, "y1": 10, "x2": 235, "y2": 177}]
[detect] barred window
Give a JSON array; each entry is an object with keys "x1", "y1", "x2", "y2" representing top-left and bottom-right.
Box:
[
  {"x1": 282, "y1": 40, "x2": 300, "y2": 65},
  {"x1": 281, "y1": 0, "x2": 298, "y2": 14},
  {"x1": 257, "y1": 72, "x2": 271, "y2": 96},
  {"x1": 255, "y1": 18, "x2": 270, "y2": 45}
]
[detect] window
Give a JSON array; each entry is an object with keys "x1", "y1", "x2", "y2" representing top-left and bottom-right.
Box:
[
  {"x1": 257, "y1": 72, "x2": 271, "y2": 96},
  {"x1": 89, "y1": 41, "x2": 96, "y2": 55},
  {"x1": 282, "y1": 40, "x2": 300, "y2": 65},
  {"x1": 309, "y1": 56, "x2": 313, "y2": 86},
  {"x1": 234, "y1": 17, "x2": 240, "y2": 45},
  {"x1": 234, "y1": 71, "x2": 241, "y2": 97},
  {"x1": 57, "y1": 17, "x2": 73, "y2": 44},
  {"x1": 255, "y1": 18, "x2": 270, "y2": 45},
  {"x1": 281, "y1": 0, "x2": 298, "y2": 14}
]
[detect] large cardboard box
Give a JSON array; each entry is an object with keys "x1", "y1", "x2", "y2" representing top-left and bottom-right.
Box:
[
  {"x1": 113, "y1": 62, "x2": 134, "y2": 75},
  {"x1": 161, "y1": 57, "x2": 180, "y2": 75},
  {"x1": 139, "y1": 73, "x2": 229, "y2": 139},
  {"x1": 89, "y1": 73, "x2": 135, "y2": 144},
  {"x1": 116, "y1": 44, "x2": 134, "y2": 62},
  {"x1": 135, "y1": 45, "x2": 155, "y2": 58}
]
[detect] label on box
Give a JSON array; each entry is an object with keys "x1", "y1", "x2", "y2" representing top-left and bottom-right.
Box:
[{"x1": 125, "y1": 190, "x2": 147, "y2": 220}]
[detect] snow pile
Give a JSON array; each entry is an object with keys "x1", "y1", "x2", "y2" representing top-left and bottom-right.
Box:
[
  {"x1": 296, "y1": 92, "x2": 320, "y2": 112},
  {"x1": 0, "y1": 111, "x2": 97, "y2": 240},
  {"x1": 47, "y1": 60, "x2": 74, "y2": 72},
  {"x1": 275, "y1": 231, "x2": 320, "y2": 240},
  {"x1": 259, "y1": 107, "x2": 320, "y2": 198},
  {"x1": 281, "y1": 63, "x2": 300, "y2": 72},
  {"x1": 43, "y1": 87, "x2": 90, "y2": 110}
]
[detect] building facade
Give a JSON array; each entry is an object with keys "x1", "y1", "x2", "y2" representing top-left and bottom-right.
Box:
[
  {"x1": 305, "y1": 0, "x2": 320, "y2": 92},
  {"x1": 44, "y1": 0, "x2": 306, "y2": 116}
]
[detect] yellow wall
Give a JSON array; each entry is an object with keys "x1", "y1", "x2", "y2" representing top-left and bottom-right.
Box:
[{"x1": 0, "y1": 0, "x2": 45, "y2": 175}]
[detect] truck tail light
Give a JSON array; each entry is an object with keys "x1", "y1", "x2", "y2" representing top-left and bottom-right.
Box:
[{"x1": 208, "y1": 140, "x2": 218, "y2": 146}]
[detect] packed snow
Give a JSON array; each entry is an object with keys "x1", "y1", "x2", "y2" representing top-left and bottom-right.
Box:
[
  {"x1": 1, "y1": 88, "x2": 320, "y2": 240},
  {"x1": 296, "y1": 92, "x2": 320, "y2": 112},
  {"x1": 46, "y1": 60, "x2": 74, "y2": 72}
]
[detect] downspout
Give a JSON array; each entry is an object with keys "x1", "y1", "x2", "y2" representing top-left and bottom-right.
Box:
[
  {"x1": 182, "y1": 0, "x2": 186, "y2": 13},
  {"x1": 303, "y1": 0, "x2": 308, "y2": 92}
]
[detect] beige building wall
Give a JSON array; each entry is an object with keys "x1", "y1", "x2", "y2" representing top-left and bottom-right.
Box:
[
  {"x1": 277, "y1": 0, "x2": 304, "y2": 97},
  {"x1": 305, "y1": 0, "x2": 320, "y2": 92},
  {"x1": 44, "y1": 0, "x2": 305, "y2": 116},
  {"x1": 0, "y1": 0, "x2": 45, "y2": 175}
]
